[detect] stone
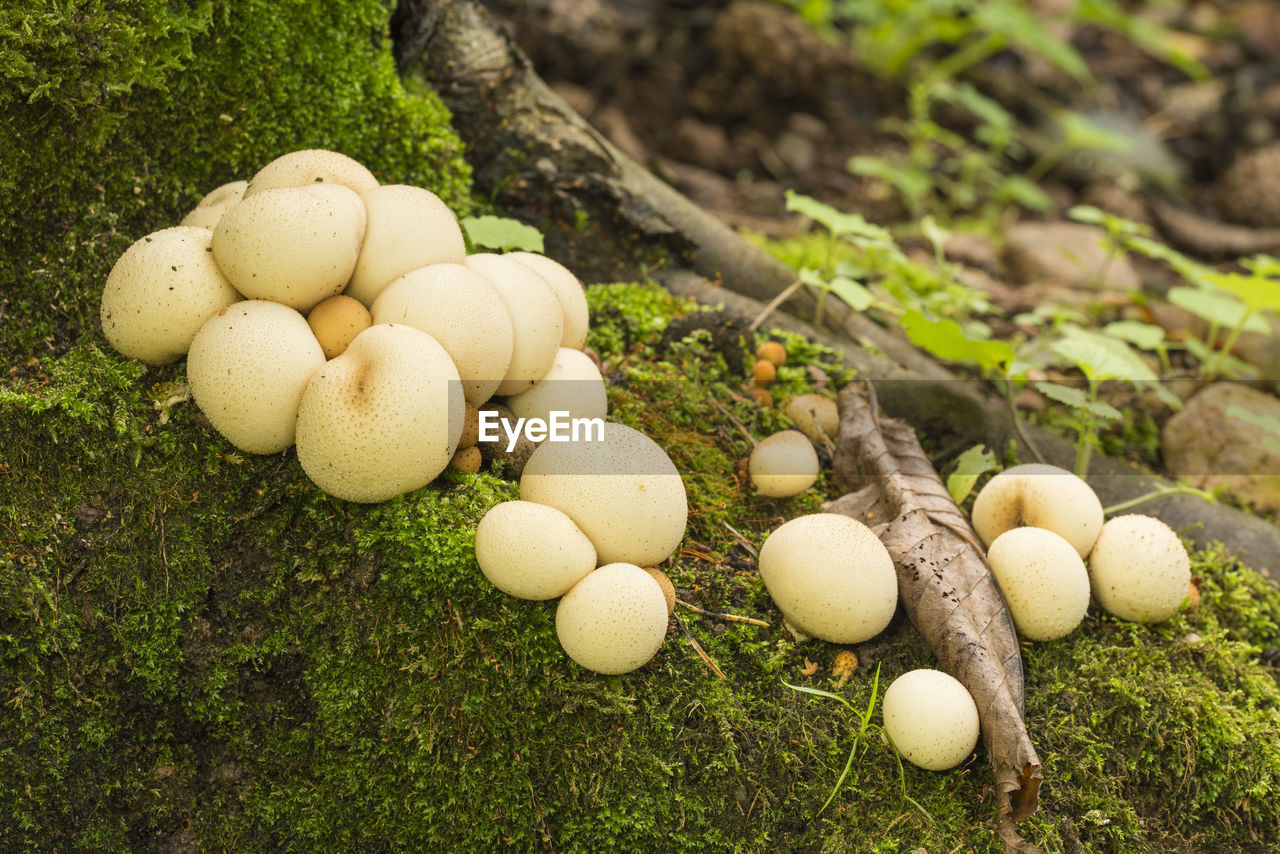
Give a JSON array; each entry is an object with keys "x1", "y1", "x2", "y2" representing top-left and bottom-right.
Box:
[
  {"x1": 1217, "y1": 144, "x2": 1280, "y2": 228},
  {"x1": 1162, "y1": 383, "x2": 1280, "y2": 512},
  {"x1": 1002, "y1": 221, "x2": 1141, "y2": 290}
]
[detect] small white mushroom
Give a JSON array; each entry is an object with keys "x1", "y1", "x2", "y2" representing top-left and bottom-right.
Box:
[
  {"x1": 474, "y1": 500, "x2": 597, "y2": 600},
  {"x1": 465, "y1": 253, "x2": 564, "y2": 396},
  {"x1": 504, "y1": 347, "x2": 608, "y2": 427},
  {"x1": 971, "y1": 463, "x2": 1103, "y2": 558},
  {"x1": 186, "y1": 300, "x2": 326, "y2": 454},
  {"x1": 882, "y1": 669, "x2": 980, "y2": 771},
  {"x1": 986, "y1": 527, "x2": 1091, "y2": 641},
  {"x1": 555, "y1": 563, "x2": 670, "y2": 675},
  {"x1": 294, "y1": 323, "x2": 464, "y2": 503},
  {"x1": 100, "y1": 226, "x2": 241, "y2": 364},
  {"x1": 520, "y1": 422, "x2": 687, "y2": 567},
  {"x1": 211, "y1": 184, "x2": 366, "y2": 311},
  {"x1": 242, "y1": 149, "x2": 378, "y2": 198},
  {"x1": 748, "y1": 430, "x2": 819, "y2": 498},
  {"x1": 507, "y1": 251, "x2": 591, "y2": 350},
  {"x1": 783, "y1": 394, "x2": 839, "y2": 443},
  {"x1": 179, "y1": 180, "x2": 248, "y2": 230},
  {"x1": 307, "y1": 295, "x2": 372, "y2": 360},
  {"x1": 1087, "y1": 514, "x2": 1192, "y2": 623},
  {"x1": 345, "y1": 184, "x2": 467, "y2": 306},
  {"x1": 756, "y1": 513, "x2": 897, "y2": 644},
  {"x1": 370, "y1": 262, "x2": 514, "y2": 406}
]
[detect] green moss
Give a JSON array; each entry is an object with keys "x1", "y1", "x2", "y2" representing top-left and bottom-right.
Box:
[
  {"x1": 1, "y1": 0, "x2": 471, "y2": 365},
  {"x1": 5, "y1": 280, "x2": 1280, "y2": 852}
]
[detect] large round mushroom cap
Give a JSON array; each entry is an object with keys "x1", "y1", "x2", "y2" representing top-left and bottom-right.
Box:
[
  {"x1": 555, "y1": 563, "x2": 669, "y2": 674},
  {"x1": 100, "y1": 226, "x2": 241, "y2": 365},
  {"x1": 882, "y1": 669, "x2": 980, "y2": 771},
  {"x1": 748, "y1": 430, "x2": 819, "y2": 497},
  {"x1": 346, "y1": 185, "x2": 467, "y2": 306},
  {"x1": 757, "y1": 513, "x2": 897, "y2": 644},
  {"x1": 465, "y1": 253, "x2": 564, "y2": 396},
  {"x1": 371, "y1": 263, "x2": 514, "y2": 405},
  {"x1": 211, "y1": 184, "x2": 366, "y2": 311},
  {"x1": 505, "y1": 347, "x2": 608, "y2": 427},
  {"x1": 186, "y1": 300, "x2": 326, "y2": 454},
  {"x1": 971, "y1": 463, "x2": 1103, "y2": 558},
  {"x1": 474, "y1": 500, "x2": 597, "y2": 600},
  {"x1": 180, "y1": 180, "x2": 248, "y2": 230},
  {"x1": 987, "y1": 526, "x2": 1091, "y2": 641},
  {"x1": 243, "y1": 149, "x2": 378, "y2": 198},
  {"x1": 520, "y1": 422, "x2": 687, "y2": 566},
  {"x1": 507, "y1": 251, "x2": 591, "y2": 350},
  {"x1": 783, "y1": 394, "x2": 838, "y2": 443},
  {"x1": 1087, "y1": 514, "x2": 1191, "y2": 623},
  {"x1": 295, "y1": 323, "x2": 464, "y2": 503}
]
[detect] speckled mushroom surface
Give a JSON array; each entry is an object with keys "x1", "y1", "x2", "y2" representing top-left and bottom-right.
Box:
[
  {"x1": 555, "y1": 563, "x2": 670, "y2": 675},
  {"x1": 1088, "y1": 514, "x2": 1192, "y2": 623},
  {"x1": 748, "y1": 430, "x2": 819, "y2": 498},
  {"x1": 971, "y1": 463, "x2": 1104, "y2": 558},
  {"x1": 346, "y1": 184, "x2": 467, "y2": 306},
  {"x1": 474, "y1": 500, "x2": 597, "y2": 600},
  {"x1": 986, "y1": 526, "x2": 1091, "y2": 641},
  {"x1": 507, "y1": 251, "x2": 591, "y2": 350},
  {"x1": 465, "y1": 253, "x2": 564, "y2": 397},
  {"x1": 882, "y1": 669, "x2": 980, "y2": 771}
]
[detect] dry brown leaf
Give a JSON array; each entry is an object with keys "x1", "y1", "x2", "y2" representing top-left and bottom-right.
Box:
[
  {"x1": 801, "y1": 656, "x2": 819, "y2": 677},
  {"x1": 825, "y1": 382, "x2": 1043, "y2": 853}
]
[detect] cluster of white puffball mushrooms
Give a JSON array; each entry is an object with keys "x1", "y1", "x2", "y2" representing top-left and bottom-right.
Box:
[{"x1": 99, "y1": 148, "x2": 607, "y2": 503}]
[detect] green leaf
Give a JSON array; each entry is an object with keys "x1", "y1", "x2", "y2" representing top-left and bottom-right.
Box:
[
  {"x1": 459, "y1": 215, "x2": 545, "y2": 253},
  {"x1": 975, "y1": 2, "x2": 1092, "y2": 84},
  {"x1": 786, "y1": 190, "x2": 891, "y2": 239},
  {"x1": 1034, "y1": 381, "x2": 1123, "y2": 421},
  {"x1": 998, "y1": 175, "x2": 1053, "y2": 211},
  {"x1": 1167, "y1": 287, "x2": 1268, "y2": 333},
  {"x1": 1198, "y1": 269, "x2": 1280, "y2": 314},
  {"x1": 900, "y1": 310, "x2": 1015, "y2": 373},
  {"x1": 1054, "y1": 110, "x2": 1136, "y2": 153},
  {"x1": 826, "y1": 276, "x2": 876, "y2": 312},
  {"x1": 1103, "y1": 320, "x2": 1165, "y2": 351},
  {"x1": 1049, "y1": 327, "x2": 1156, "y2": 383},
  {"x1": 1226, "y1": 404, "x2": 1280, "y2": 454},
  {"x1": 946, "y1": 444, "x2": 999, "y2": 504},
  {"x1": 845, "y1": 157, "x2": 934, "y2": 212}
]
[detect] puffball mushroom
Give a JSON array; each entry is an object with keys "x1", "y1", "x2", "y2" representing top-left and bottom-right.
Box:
[
  {"x1": 882, "y1": 669, "x2": 980, "y2": 771},
  {"x1": 100, "y1": 226, "x2": 241, "y2": 364},
  {"x1": 1088, "y1": 514, "x2": 1192, "y2": 623},
  {"x1": 307, "y1": 295, "x2": 371, "y2": 359},
  {"x1": 345, "y1": 184, "x2": 467, "y2": 306},
  {"x1": 474, "y1": 500, "x2": 597, "y2": 600},
  {"x1": 294, "y1": 323, "x2": 464, "y2": 503},
  {"x1": 465, "y1": 253, "x2": 564, "y2": 396},
  {"x1": 555, "y1": 562, "x2": 670, "y2": 675},
  {"x1": 507, "y1": 251, "x2": 591, "y2": 350},
  {"x1": 186, "y1": 300, "x2": 326, "y2": 454},
  {"x1": 986, "y1": 527, "x2": 1090, "y2": 641},
  {"x1": 370, "y1": 263, "x2": 515, "y2": 405},
  {"x1": 520, "y1": 422, "x2": 688, "y2": 567},
  {"x1": 243, "y1": 148, "x2": 378, "y2": 198},
  {"x1": 504, "y1": 347, "x2": 608, "y2": 427},
  {"x1": 784, "y1": 394, "x2": 838, "y2": 444},
  {"x1": 748, "y1": 430, "x2": 820, "y2": 498},
  {"x1": 756, "y1": 513, "x2": 897, "y2": 644},
  {"x1": 211, "y1": 184, "x2": 366, "y2": 311},
  {"x1": 179, "y1": 180, "x2": 248, "y2": 230},
  {"x1": 971, "y1": 463, "x2": 1103, "y2": 559}
]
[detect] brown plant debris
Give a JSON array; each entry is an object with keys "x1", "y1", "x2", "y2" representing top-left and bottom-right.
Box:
[{"x1": 824, "y1": 382, "x2": 1043, "y2": 853}]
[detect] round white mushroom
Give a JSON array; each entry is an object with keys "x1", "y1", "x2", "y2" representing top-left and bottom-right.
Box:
[
  {"x1": 294, "y1": 323, "x2": 464, "y2": 503},
  {"x1": 465, "y1": 253, "x2": 564, "y2": 396},
  {"x1": 756, "y1": 513, "x2": 897, "y2": 644},
  {"x1": 186, "y1": 300, "x2": 326, "y2": 454},
  {"x1": 242, "y1": 149, "x2": 379, "y2": 198},
  {"x1": 474, "y1": 500, "x2": 597, "y2": 600},
  {"x1": 504, "y1": 347, "x2": 608, "y2": 428},
  {"x1": 100, "y1": 226, "x2": 241, "y2": 365},
  {"x1": 370, "y1": 262, "x2": 514, "y2": 406},
  {"x1": 520, "y1": 422, "x2": 687, "y2": 567},
  {"x1": 211, "y1": 184, "x2": 366, "y2": 311},
  {"x1": 345, "y1": 184, "x2": 467, "y2": 306},
  {"x1": 986, "y1": 526, "x2": 1091, "y2": 641},
  {"x1": 179, "y1": 180, "x2": 248, "y2": 230},
  {"x1": 783, "y1": 394, "x2": 839, "y2": 444},
  {"x1": 555, "y1": 562, "x2": 669, "y2": 675},
  {"x1": 1087, "y1": 514, "x2": 1192, "y2": 623},
  {"x1": 748, "y1": 430, "x2": 820, "y2": 498},
  {"x1": 971, "y1": 463, "x2": 1103, "y2": 558},
  {"x1": 882, "y1": 669, "x2": 980, "y2": 771},
  {"x1": 507, "y1": 251, "x2": 591, "y2": 350}
]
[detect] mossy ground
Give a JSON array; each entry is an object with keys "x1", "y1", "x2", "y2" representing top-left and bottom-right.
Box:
[{"x1": 5, "y1": 5, "x2": 1280, "y2": 852}]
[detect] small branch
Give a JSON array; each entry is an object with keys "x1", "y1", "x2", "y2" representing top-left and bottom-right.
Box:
[
  {"x1": 748, "y1": 279, "x2": 805, "y2": 332},
  {"x1": 1002, "y1": 377, "x2": 1046, "y2": 464},
  {"x1": 712, "y1": 400, "x2": 759, "y2": 447},
  {"x1": 673, "y1": 612, "x2": 728, "y2": 679},
  {"x1": 1103, "y1": 482, "x2": 1217, "y2": 517},
  {"x1": 676, "y1": 598, "x2": 770, "y2": 628}
]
